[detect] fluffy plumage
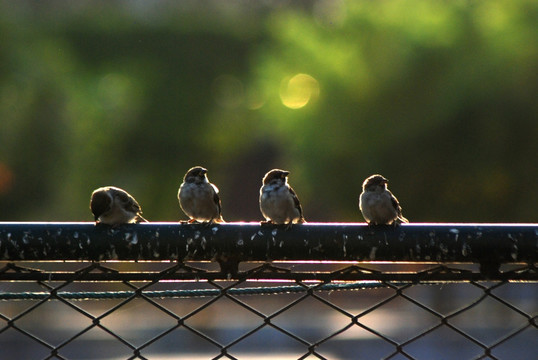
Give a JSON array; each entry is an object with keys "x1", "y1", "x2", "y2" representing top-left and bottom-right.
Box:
[
  {"x1": 359, "y1": 174, "x2": 408, "y2": 225},
  {"x1": 178, "y1": 166, "x2": 224, "y2": 223},
  {"x1": 90, "y1": 186, "x2": 147, "y2": 225},
  {"x1": 259, "y1": 169, "x2": 305, "y2": 226}
]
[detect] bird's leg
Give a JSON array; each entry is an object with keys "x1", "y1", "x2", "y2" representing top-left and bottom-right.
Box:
[{"x1": 203, "y1": 219, "x2": 215, "y2": 227}]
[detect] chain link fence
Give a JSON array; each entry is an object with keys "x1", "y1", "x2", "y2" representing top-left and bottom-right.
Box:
[{"x1": 0, "y1": 223, "x2": 536, "y2": 359}]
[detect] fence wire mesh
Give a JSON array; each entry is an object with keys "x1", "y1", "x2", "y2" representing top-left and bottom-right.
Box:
[{"x1": 0, "y1": 260, "x2": 536, "y2": 360}]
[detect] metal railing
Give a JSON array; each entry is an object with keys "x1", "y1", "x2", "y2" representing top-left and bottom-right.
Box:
[{"x1": 0, "y1": 222, "x2": 536, "y2": 359}]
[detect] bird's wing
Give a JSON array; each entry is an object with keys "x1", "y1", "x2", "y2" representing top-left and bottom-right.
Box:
[
  {"x1": 211, "y1": 183, "x2": 224, "y2": 220},
  {"x1": 114, "y1": 188, "x2": 142, "y2": 214},
  {"x1": 289, "y1": 186, "x2": 305, "y2": 221},
  {"x1": 389, "y1": 191, "x2": 408, "y2": 223}
]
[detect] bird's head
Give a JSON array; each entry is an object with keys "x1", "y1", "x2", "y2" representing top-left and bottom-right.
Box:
[
  {"x1": 90, "y1": 188, "x2": 113, "y2": 221},
  {"x1": 184, "y1": 166, "x2": 208, "y2": 184},
  {"x1": 363, "y1": 174, "x2": 388, "y2": 192},
  {"x1": 263, "y1": 169, "x2": 290, "y2": 186}
]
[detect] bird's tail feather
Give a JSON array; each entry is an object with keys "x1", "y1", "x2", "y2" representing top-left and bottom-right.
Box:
[{"x1": 136, "y1": 215, "x2": 149, "y2": 223}]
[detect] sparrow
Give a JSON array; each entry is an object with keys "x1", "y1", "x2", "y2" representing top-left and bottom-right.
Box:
[
  {"x1": 359, "y1": 174, "x2": 408, "y2": 225},
  {"x1": 178, "y1": 166, "x2": 224, "y2": 223},
  {"x1": 90, "y1": 186, "x2": 148, "y2": 225},
  {"x1": 259, "y1": 169, "x2": 305, "y2": 227}
]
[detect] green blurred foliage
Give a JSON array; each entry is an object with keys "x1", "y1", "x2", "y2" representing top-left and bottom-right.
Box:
[{"x1": 0, "y1": 0, "x2": 536, "y2": 222}]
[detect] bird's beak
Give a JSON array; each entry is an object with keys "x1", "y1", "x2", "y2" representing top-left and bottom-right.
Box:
[{"x1": 283, "y1": 171, "x2": 290, "y2": 177}]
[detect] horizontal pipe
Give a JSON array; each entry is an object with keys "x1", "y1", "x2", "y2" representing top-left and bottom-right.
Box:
[
  {"x1": 0, "y1": 222, "x2": 536, "y2": 266},
  {"x1": 0, "y1": 269, "x2": 535, "y2": 282}
]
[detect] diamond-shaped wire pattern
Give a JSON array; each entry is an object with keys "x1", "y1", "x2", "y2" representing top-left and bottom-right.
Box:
[{"x1": 0, "y1": 261, "x2": 536, "y2": 360}]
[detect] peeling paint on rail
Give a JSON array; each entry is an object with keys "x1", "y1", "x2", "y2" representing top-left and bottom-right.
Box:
[{"x1": 0, "y1": 223, "x2": 536, "y2": 270}]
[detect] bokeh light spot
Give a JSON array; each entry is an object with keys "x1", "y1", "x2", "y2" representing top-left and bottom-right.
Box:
[{"x1": 280, "y1": 73, "x2": 320, "y2": 109}]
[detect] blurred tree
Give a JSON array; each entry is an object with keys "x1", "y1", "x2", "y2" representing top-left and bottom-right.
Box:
[
  {"x1": 0, "y1": 0, "x2": 536, "y2": 222},
  {"x1": 246, "y1": 0, "x2": 538, "y2": 221},
  {"x1": 0, "y1": 1, "x2": 266, "y2": 221}
]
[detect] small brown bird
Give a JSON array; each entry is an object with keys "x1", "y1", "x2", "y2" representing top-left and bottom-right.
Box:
[
  {"x1": 90, "y1": 186, "x2": 147, "y2": 225},
  {"x1": 359, "y1": 174, "x2": 408, "y2": 225},
  {"x1": 259, "y1": 169, "x2": 305, "y2": 226},
  {"x1": 178, "y1": 166, "x2": 224, "y2": 223}
]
